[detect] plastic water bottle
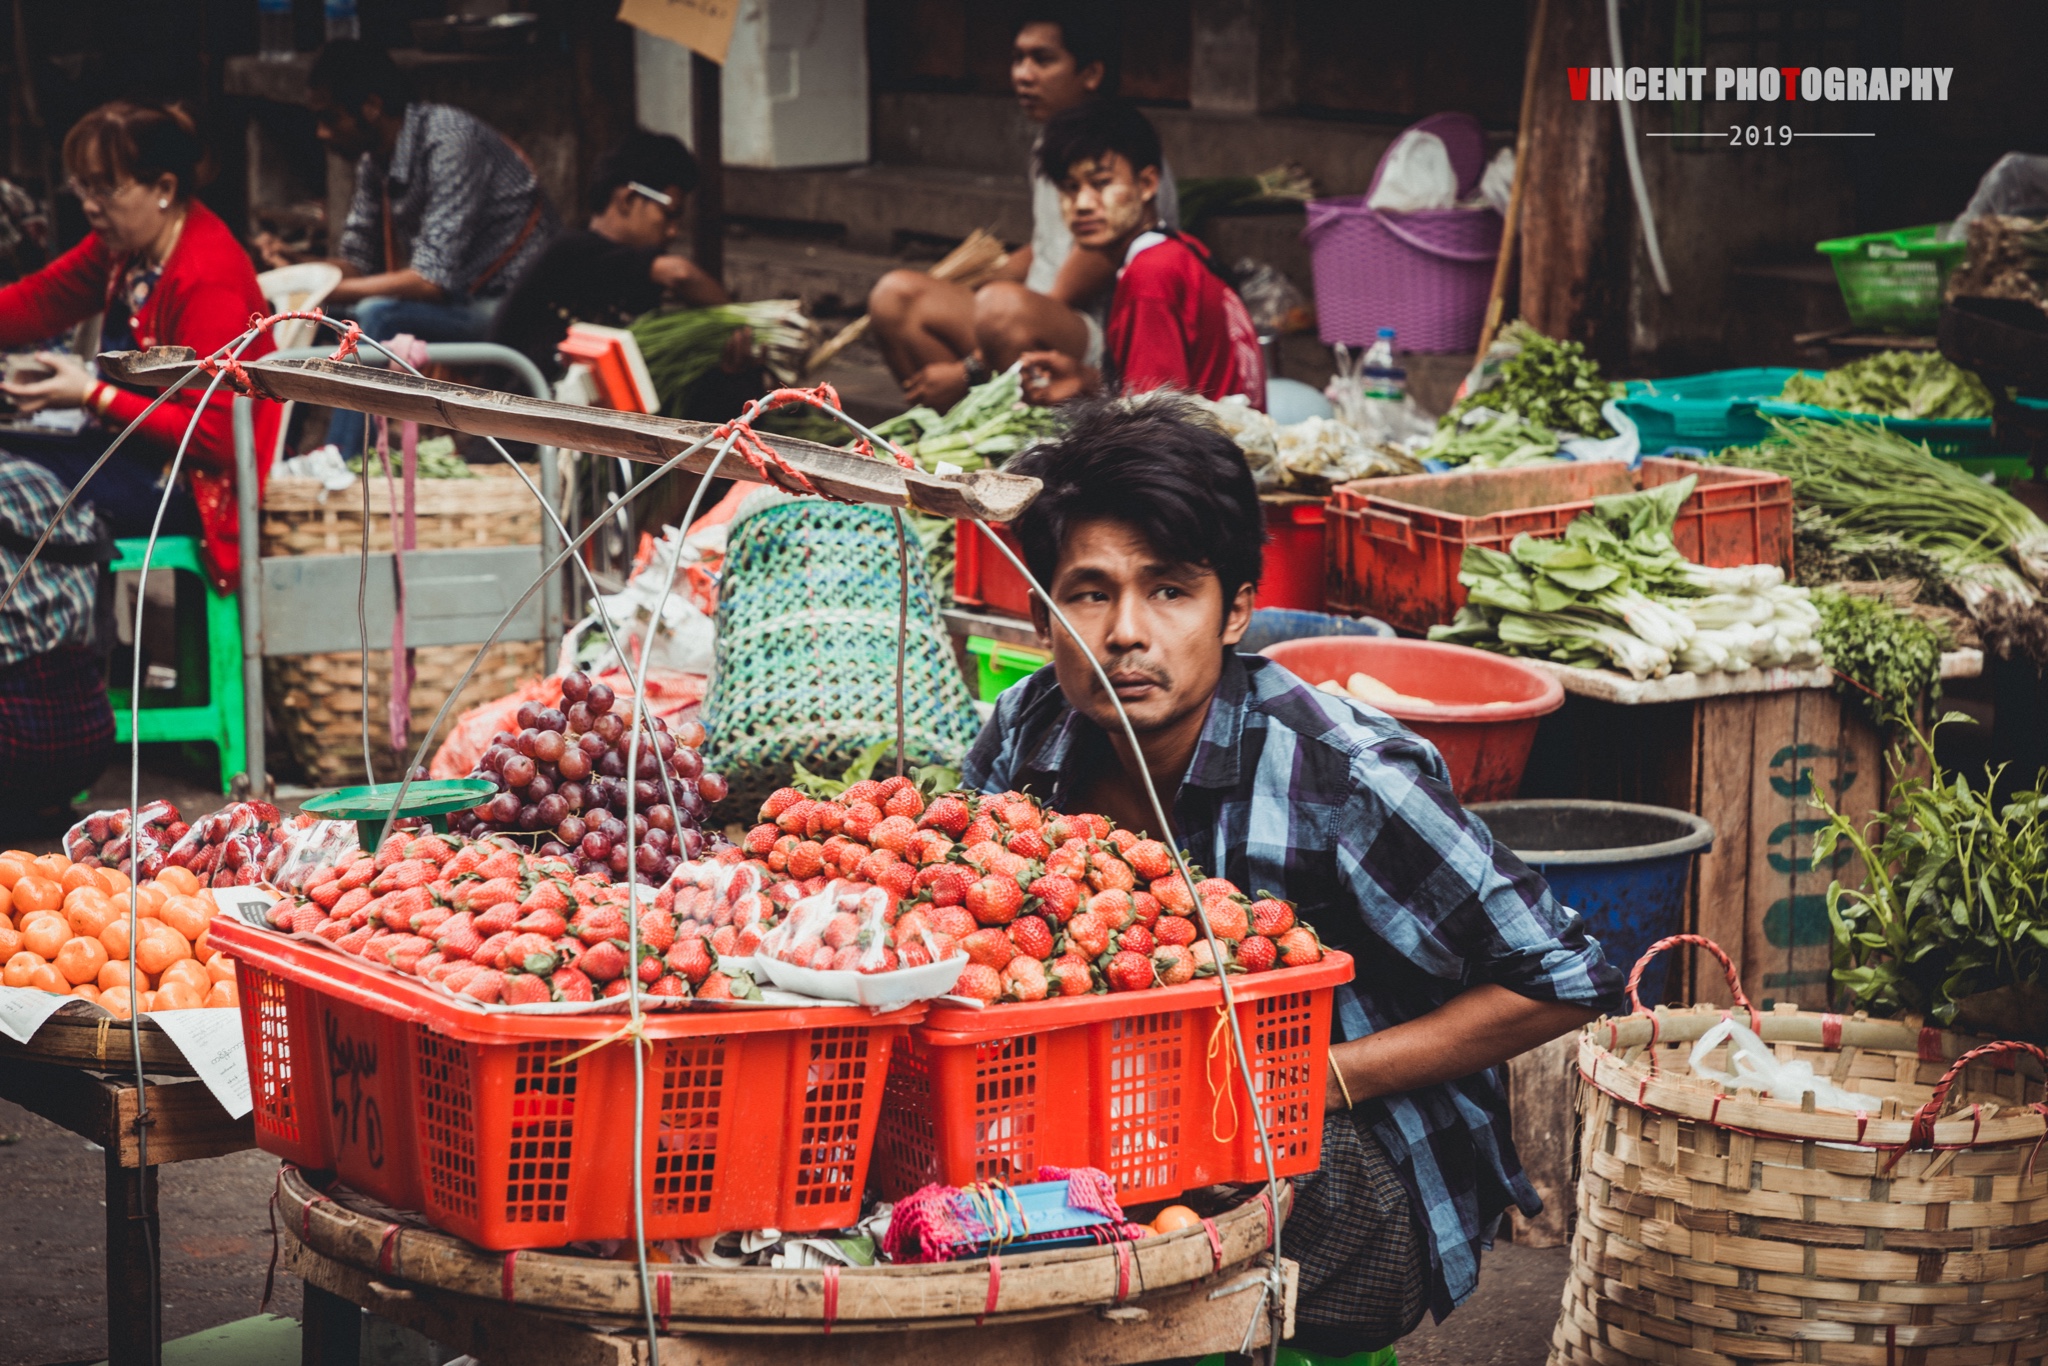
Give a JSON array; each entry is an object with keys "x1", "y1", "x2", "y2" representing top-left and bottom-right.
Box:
[
  {"x1": 323, "y1": 0, "x2": 359, "y2": 41},
  {"x1": 1361, "y1": 327, "x2": 1406, "y2": 402},
  {"x1": 258, "y1": 0, "x2": 294, "y2": 59}
]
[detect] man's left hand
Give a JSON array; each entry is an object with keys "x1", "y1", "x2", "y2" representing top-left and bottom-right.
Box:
[{"x1": 2, "y1": 352, "x2": 96, "y2": 412}]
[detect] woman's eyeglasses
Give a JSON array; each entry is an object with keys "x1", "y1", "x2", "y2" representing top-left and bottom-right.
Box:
[{"x1": 66, "y1": 177, "x2": 133, "y2": 206}]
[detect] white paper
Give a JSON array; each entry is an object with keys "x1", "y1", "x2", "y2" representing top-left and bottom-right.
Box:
[
  {"x1": 211, "y1": 885, "x2": 281, "y2": 928},
  {"x1": 0, "y1": 984, "x2": 78, "y2": 1044},
  {"x1": 144, "y1": 1007, "x2": 253, "y2": 1119}
]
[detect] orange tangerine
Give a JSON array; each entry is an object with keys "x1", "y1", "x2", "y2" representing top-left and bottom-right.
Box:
[
  {"x1": 159, "y1": 895, "x2": 210, "y2": 943},
  {"x1": 0, "y1": 908, "x2": 10, "y2": 931},
  {"x1": 3, "y1": 950, "x2": 43, "y2": 987},
  {"x1": 99, "y1": 958, "x2": 139, "y2": 992},
  {"x1": 12, "y1": 875, "x2": 62, "y2": 916},
  {"x1": 133, "y1": 883, "x2": 167, "y2": 918},
  {"x1": 0, "y1": 854, "x2": 28, "y2": 889},
  {"x1": 0, "y1": 925, "x2": 19, "y2": 959},
  {"x1": 60, "y1": 863, "x2": 99, "y2": 894},
  {"x1": 65, "y1": 891, "x2": 115, "y2": 938},
  {"x1": 205, "y1": 952, "x2": 234, "y2": 984},
  {"x1": 153, "y1": 979, "x2": 204, "y2": 1011},
  {"x1": 23, "y1": 913, "x2": 68, "y2": 959},
  {"x1": 0, "y1": 882, "x2": 11, "y2": 917},
  {"x1": 32, "y1": 853, "x2": 70, "y2": 880},
  {"x1": 70, "y1": 983, "x2": 102, "y2": 1004},
  {"x1": 157, "y1": 959, "x2": 211, "y2": 996},
  {"x1": 55, "y1": 936, "x2": 109, "y2": 986},
  {"x1": 154, "y1": 866, "x2": 200, "y2": 897},
  {"x1": 98, "y1": 916, "x2": 163, "y2": 962},
  {"x1": 134, "y1": 927, "x2": 192, "y2": 976},
  {"x1": 1149, "y1": 1205, "x2": 1201, "y2": 1235},
  {"x1": 28, "y1": 961, "x2": 67, "y2": 994},
  {"x1": 99, "y1": 867, "x2": 130, "y2": 896},
  {"x1": 204, "y1": 979, "x2": 238, "y2": 1009},
  {"x1": 192, "y1": 927, "x2": 214, "y2": 960},
  {"x1": 100, "y1": 984, "x2": 142, "y2": 1019}
]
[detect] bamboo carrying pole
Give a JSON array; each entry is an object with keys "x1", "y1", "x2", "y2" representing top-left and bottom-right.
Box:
[{"x1": 1474, "y1": 0, "x2": 1552, "y2": 359}]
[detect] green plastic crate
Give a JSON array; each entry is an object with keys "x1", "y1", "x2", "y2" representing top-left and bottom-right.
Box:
[
  {"x1": 965, "y1": 635, "x2": 1050, "y2": 702},
  {"x1": 1815, "y1": 225, "x2": 1966, "y2": 332}
]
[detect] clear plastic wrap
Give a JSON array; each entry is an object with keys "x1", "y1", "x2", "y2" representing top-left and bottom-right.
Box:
[
  {"x1": 660, "y1": 857, "x2": 778, "y2": 958},
  {"x1": 262, "y1": 817, "x2": 361, "y2": 892},
  {"x1": 62, "y1": 801, "x2": 181, "y2": 879},
  {"x1": 759, "y1": 879, "x2": 901, "y2": 974},
  {"x1": 162, "y1": 801, "x2": 286, "y2": 889}
]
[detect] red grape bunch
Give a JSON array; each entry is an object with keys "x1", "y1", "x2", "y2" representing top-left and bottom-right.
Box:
[{"x1": 452, "y1": 670, "x2": 730, "y2": 884}]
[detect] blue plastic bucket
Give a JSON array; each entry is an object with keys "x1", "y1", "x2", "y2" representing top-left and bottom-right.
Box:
[{"x1": 1470, "y1": 800, "x2": 1714, "y2": 1005}]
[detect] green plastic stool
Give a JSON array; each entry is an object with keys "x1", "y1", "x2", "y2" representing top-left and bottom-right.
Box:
[
  {"x1": 108, "y1": 536, "x2": 246, "y2": 794},
  {"x1": 1197, "y1": 1352, "x2": 1395, "y2": 1366}
]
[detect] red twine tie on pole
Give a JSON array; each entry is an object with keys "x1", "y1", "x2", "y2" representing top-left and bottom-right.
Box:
[
  {"x1": 821, "y1": 1264, "x2": 840, "y2": 1334},
  {"x1": 501, "y1": 1251, "x2": 518, "y2": 1302},
  {"x1": 976, "y1": 1253, "x2": 1001, "y2": 1326},
  {"x1": 1200, "y1": 1216, "x2": 1224, "y2": 1273},
  {"x1": 656, "y1": 1271, "x2": 672, "y2": 1333},
  {"x1": 377, "y1": 1223, "x2": 400, "y2": 1275},
  {"x1": 1111, "y1": 1240, "x2": 1133, "y2": 1305}
]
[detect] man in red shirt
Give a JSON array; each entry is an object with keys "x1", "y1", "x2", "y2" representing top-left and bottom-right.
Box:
[{"x1": 1020, "y1": 101, "x2": 1265, "y2": 410}]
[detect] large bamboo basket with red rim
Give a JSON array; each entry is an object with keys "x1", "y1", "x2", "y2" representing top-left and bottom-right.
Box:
[{"x1": 1552, "y1": 935, "x2": 2048, "y2": 1366}]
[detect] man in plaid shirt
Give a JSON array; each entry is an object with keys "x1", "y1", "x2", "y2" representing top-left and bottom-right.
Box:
[{"x1": 963, "y1": 400, "x2": 1624, "y2": 1354}]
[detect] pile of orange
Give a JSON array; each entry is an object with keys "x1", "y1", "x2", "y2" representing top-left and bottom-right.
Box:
[{"x1": 0, "y1": 849, "x2": 238, "y2": 1017}]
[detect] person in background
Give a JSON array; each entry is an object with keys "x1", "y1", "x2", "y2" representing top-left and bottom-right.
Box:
[
  {"x1": 0, "y1": 100, "x2": 281, "y2": 590},
  {"x1": 0, "y1": 453, "x2": 114, "y2": 835},
  {"x1": 866, "y1": 6, "x2": 1179, "y2": 409},
  {"x1": 294, "y1": 41, "x2": 555, "y2": 453},
  {"x1": 1018, "y1": 101, "x2": 1265, "y2": 410},
  {"x1": 491, "y1": 130, "x2": 728, "y2": 379}
]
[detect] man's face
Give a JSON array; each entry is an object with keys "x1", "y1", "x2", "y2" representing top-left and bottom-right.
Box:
[
  {"x1": 1037, "y1": 518, "x2": 1253, "y2": 739},
  {"x1": 1056, "y1": 152, "x2": 1160, "y2": 250},
  {"x1": 1011, "y1": 22, "x2": 1102, "y2": 122},
  {"x1": 311, "y1": 88, "x2": 376, "y2": 159},
  {"x1": 611, "y1": 183, "x2": 683, "y2": 250}
]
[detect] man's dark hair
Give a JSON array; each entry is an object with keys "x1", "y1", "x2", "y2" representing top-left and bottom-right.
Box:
[
  {"x1": 586, "y1": 130, "x2": 699, "y2": 214},
  {"x1": 1035, "y1": 99, "x2": 1161, "y2": 184},
  {"x1": 309, "y1": 41, "x2": 411, "y2": 113},
  {"x1": 1006, "y1": 397, "x2": 1263, "y2": 614},
  {"x1": 1018, "y1": 4, "x2": 1122, "y2": 96}
]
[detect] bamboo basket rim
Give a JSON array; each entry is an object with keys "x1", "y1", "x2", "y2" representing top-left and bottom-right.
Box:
[
  {"x1": 274, "y1": 1163, "x2": 1290, "y2": 1330},
  {"x1": 262, "y1": 463, "x2": 540, "y2": 515}
]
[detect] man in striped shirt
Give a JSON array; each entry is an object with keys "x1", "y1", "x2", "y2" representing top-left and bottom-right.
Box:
[{"x1": 962, "y1": 399, "x2": 1623, "y2": 1354}]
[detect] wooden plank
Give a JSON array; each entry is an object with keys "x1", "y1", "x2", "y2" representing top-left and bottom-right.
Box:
[
  {"x1": 1508, "y1": 1031, "x2": 1577, "y2": 1248},
  {"x1": 0, "y1": 1008, "x2": 195, "y2": 1075},
  {"x1": 1691, "y1": 695, "x2": 1755, "y2": 1007},
  {"x1": 111, "y1": 1073, "x2": 255, "y2": 1165},
  {"x1": 98, "y1": 351, "x2": 1041, "y2": 523},
  {"x1": 259, "y1": 546, "x2": 546, "y2": 655},
  {"x1": 0, "y1": 1055, "x2": 120, "y2": 1148}
]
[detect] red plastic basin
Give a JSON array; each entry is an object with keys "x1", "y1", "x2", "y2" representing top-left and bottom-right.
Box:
[{"x1": 1260, "y1": 637, "x2": 1563, "y2": 802}]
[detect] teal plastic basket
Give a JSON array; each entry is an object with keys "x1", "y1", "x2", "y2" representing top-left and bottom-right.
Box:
[
  {"x1": 1618, "y1": 368, "x2": 1801, "y2": 453},
  {"x1": 1815, "y1": 225, "x2": 1967, "y2": 332}
]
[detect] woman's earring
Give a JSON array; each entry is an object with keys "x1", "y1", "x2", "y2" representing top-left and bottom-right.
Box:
[{"x1": 158, "y1": 199, "x2": 169, "y2": 209}]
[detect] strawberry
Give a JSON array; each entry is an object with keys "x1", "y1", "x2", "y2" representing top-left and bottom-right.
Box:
[
  {"x1": 441, "y1": 963, "x2": 483, "y2": 994},
  {"x1": 787, "y1": 840, "x2": 826, "y2": 879},
  {"x1": 907, "y1": 830, "x2": 955, "y2": 865},
  {"x1": 744, "y1": 823, "x2": 781, "y2": 856},
  {"x1": 1104, "y1": 827, "x2": 1138, "y2": 853},
  {"x1": 550, "y1": 966, "x2": 594, "y2": 1002},
  {"x1": 919, "y1": 794, "x2": 973, "y2": 837},
  {"x1": 371, "y1": 858, "x2": 433, "y2": 893},
  {"x1": 647, "y1": 973, "x2": 689, "y2": 999},
  {"x1": 960, "y1": 815, "x2": 1000, "y2": 847},
  {"x1": 336, "y1": 923, "x2": 377, "y2": 956},
  {"x1": 734, "y1": 924, "x2": 767, "y2": 957},
  {"x1": 332, "y1": 886, "x2": 373, "y2": 921},
  {"x1": 1276, "y1": 926, "x2": 1324, "y2": 967},
  {"x1": 309, "y1": 880, "x2": 346, "y2": 910},
  {"x1": 666, "y1": 936, "x2": 713, "y2": 985},
  {"x1": 1195, "y1": 877, "x2": 1240, "y2": 902},
  {"x1": 1202, "y1": 899, "x2": 1248, "y2": 941},
  {"x1": 412, "y1": 905, "x2": 452, "y2": 938},
  {"x1": 1150, "y1": 874, "x2": 1195, "y2": 914},
  {"x1": 601, "y1": 978, "x2": 632, "y2": 999},
  {"x1": 695, "y1": 971, "x2": 749, "y2": 1002},
  {"x1": 841, "y1": 802, "x2": 880, "y2": 844},
  {"x1": 374, "y1": 837, "x2": 408, "y2": 870},
  {"x1": 869, "y1": 815, "x2": 917, "y2": 854},
  {"x1": 1087, "y1": 854, "x2": 1135, "y2": 893},
  {"x1": 900, "y1": 942, "x2": 933, "y2": 968},
  {"x1": 1249, "y1": 898, "x2": 1296, "y2": 938},
  {"x1": 313, "y1": 919, "x2": 350, "y2": 943},
  {"x1": 476, "y1": 848, "x2": 523, "y2": 882},
  {"x1": 916, "y1": 864, "x2": 973, "y2": 907},
  {"x1": 961, "y1": 927, "x2": 1017, "y2": 970},
  {"x1": 386, "y1": 935, "x2": 434, "y2": 974},
  {"x1": 337, "y1": 857, "x2": 377, "y2": 891},
  {"x1": 519, "y1": 881, "x2": 569, "y2": 916},
  {"x1": 1002, "y1": 956, "x2": 1050, "y2": 1002},
  {"x1": 510, "y1": 932, "x2": 561, "y2": 974},
  {"x1": 965, "y1": 875, "x2": 1023, "y2": 926},
  {"x1": 515, "y1": 907, "x2": 568, "y2": 940},
  {"x1": 859, "y1": 946, "x2": 902, "y2": 975},
  {"x1": 1152, "y1": 945, "x2": 1196, "y2": 986},
  {"x1": 823, "y1": 912, "x2": 862, "y2": 949},
  {"x1": 405, "y1": 835, "x2": 457, "y2": 865},
  {"x1": 461, "y1": 877, "x2": 522, "y2": 911},
  {"x1": 1064, "y1": 910, "x2": 1111, "y2": 961},
  {"x1": 579, "y1": 940, "x2": 628, "y2": 982},
  {"x1": 1154, "y1": 915, "x2": 1197, "y2": 948},
  {"x1": 709, "y1": 924, "x2": 738, "y2": 957},
  {"x1": 953, "y1": 962, "x2": 1003, "y2": 1003},
  {"x1": 878, "y1": 863, "x2": 917, "y2": 899},
  {"x1": 805, "y1": 803, "x2": 846, "y2": 839},
  {"x1": 1235, "y1": 935, "x2": 1277, "y2": 973},
  {"x1": 883, "y1": 785, "x2": 924, "y2": 819},
  {"x1": 1048, "y1": 954, "x2": 1095, "y2": 997},
  {"x1": 926, "y1": 932, "x2": 961, "y2": 963},
  {"x1": 443, "y1": 846, "x2": 486, "y2": 879},
  {"x1": 1131, "y1": 892, "x2": 1162, "y2": 927},
  {"x1": 927, "y1": 905, "x2": 976, "y2": 940},
  {"x1": 892, "y1": 908, "x2": 930, "y2": 947},
  {"x1": 636, "y1": 952, "x2": 664, "y2": 983},
  {"x1": 1006, "y1": 829, "x2": 1051, "y2": 861},
  {"x1": 638, "y1": 909, "x2": 677, "y2": 954},
  {"x1": 503, "y1": 973, "x2": 552, "y2": 1006},
  {"x1": 832, "y1": 841, "x2": 867, "y2": 878},
  {"x1": 759, "y1": 787, "x2": 805, "y2": 822},
  {"x1": 1087, "y1": 888, "x2": 1135, "y2": 930},
  {"x1": 460, "y1": 969, "x2": 506, "y2": 1003},
  {"x1": 843, "y1": 779, "x2": 887, "y2": 808},
  {"x1": 1025, "y1": 873, "x2": 1083, "y2": 924},
  {"x1": 1007, "y1": 914, "x2": 1055, "y2": 961},
  {"x1": 1103, "y1": 950, "x2": 1155, "y2": 993},
  {"x1": 1126, "y1": 839, "x2": 1173, "y2": 881},
  {"x1": 424, "y1": 959, "x2": 468, "y2": 985},
  {"x1": 1117, "y1": 923, "x2": 1155, "y2": 958},
  {"x1": 775, "y1": 799, "x2": 815, "y2": 835},
  {"x1": 289, "y1": 903, "x2": 327, "y2": 935},
  {"x1": 473, "y1": 903, "x2": 519, "y2": 939},
  {"x1": 571, "y1": 905, "x2": 629, "y2": 944}
]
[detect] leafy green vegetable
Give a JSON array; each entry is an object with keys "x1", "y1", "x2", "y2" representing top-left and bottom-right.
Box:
[
  {"x1": 1443, "y1": 322, "x2": 1622, "y2": 438},
  {"x1": 1819, "y1": 716, "x2": 2048, "y2": 1025},
  {"x1": 1414, "y1": 410, "x2": 1561, "y2": 469},
  {"x1": 1777, "y1": 350, "x2": 1994, "y2": 420},
  {"x1": 1811, "y1": 588, "x2": 1946, "y2": 727},
  {"x1": 630, "y1": 300, "x2": 813, "y2": 417},
  {"x1": 1791, "y1": 505, "x2": 1959, "y2": 607},
  {"x1": 793, "y1": 739, "x2": 958, "y2": 800},
  {"x1": 864, "y1": 367, "x2": 1061, "y2": 472},
  {"x1": 349, "y1": 434, "x2": 474, "y2": 479}
]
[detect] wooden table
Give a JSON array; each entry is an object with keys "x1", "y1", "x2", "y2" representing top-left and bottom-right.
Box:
[{"x1": 0, "y1": 1040, "x2": 255, "y2": 1366}]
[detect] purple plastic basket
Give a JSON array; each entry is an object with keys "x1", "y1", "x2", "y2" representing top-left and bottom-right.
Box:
[{"x1": 1304, "y1": 112, "x2": 1502, "y2": 353}]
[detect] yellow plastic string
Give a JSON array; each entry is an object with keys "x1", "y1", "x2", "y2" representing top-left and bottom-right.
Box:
[
  {"x1": 549, "y1": 1014, "x2": 654, "y2": 1068},
  {"x1": 1206, "y1": 1003, "x2": 1242, "y2": 1144}
]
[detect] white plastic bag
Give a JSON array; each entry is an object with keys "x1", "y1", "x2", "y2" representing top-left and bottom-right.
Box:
[
  {"x1": 1366, "y1": 131, "x2": 1458, "y2": 213},
  {"x1": 1688, "y1": 1017, "x2": 1885, "y2": 1112}
]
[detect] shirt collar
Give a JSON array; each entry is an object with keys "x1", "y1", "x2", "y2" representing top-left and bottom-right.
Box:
[{"x1": 1120, "y1": 229, "x2": 1168, "y2": 273}]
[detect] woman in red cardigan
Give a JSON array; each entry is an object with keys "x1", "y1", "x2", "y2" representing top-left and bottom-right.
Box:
[{"x1": 0, "y1": 101, "x2": 281, "y2": 589}]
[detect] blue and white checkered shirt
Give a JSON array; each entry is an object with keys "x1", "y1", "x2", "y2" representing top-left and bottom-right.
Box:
[
  {"x1": 962, "y1": 650, "x2": 1624, "y2": 1317},
  {"x1": 0, "y1": 454, "x2": 101, "y2": 667}
]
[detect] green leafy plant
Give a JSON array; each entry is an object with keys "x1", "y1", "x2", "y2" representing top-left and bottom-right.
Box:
[
  {"x1": 1811, "y1": 588, "x2": 1947, "y2": 727},
  {"x1": 1442, "y1": 322, "x2": 1622, "y2": 438},
  {"x1": 1817, "y1": 716, "x2": 2048, "y2": 1023},
  {"x1": 793, "y1": 739, "x2": 958, "y2": 801}
]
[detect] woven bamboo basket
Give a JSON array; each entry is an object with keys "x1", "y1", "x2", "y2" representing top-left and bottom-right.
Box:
[
  {"x1": 261, "y1": 464, "x2": 547, "y2": 786},
  {"x1": 1552, "y1": 935, "x2": 2048, "y2": 1366},
  {"x1": 259, "y1": 464, "x2": 541, "y2": 555}
]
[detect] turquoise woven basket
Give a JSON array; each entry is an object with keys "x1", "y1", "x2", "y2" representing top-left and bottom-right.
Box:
[{"x1": 704, "y1": 498, "x2": 984, "y2": 812}]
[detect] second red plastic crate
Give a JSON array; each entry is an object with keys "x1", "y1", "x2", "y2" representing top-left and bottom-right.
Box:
[
  {"x1": 214, "y1": 916, "x2": 916, "y2": 1250},
  {"x1": 1324, "y1": 457, "x2": 1792, "y2": 633},
  {"x1": 872, "y1": 952, "x2": 1353, "y2": 1205}
]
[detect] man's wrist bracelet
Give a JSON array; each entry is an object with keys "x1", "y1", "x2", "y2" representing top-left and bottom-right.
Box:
[
  {"x1": 962, "y1": 354, "x2": 989, "y2": 386},
  {"x1": 1328, "y1": 1049, "x2": 1355, "y2": 1108}
]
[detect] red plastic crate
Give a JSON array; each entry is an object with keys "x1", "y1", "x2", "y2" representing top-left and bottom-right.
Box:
[
  {"x1": 873, "y1": 952, "x2": 1353, "y2": 1205},
  {"x1": 1324, "y1": 457, "x2": 1792, "y2": 634},
  {"x1": 213, "y1": 916, "x2": 918, "y2": 1250},
  {"x1": 958, "y1": 498, "x2": 1330, "y2": 619}
]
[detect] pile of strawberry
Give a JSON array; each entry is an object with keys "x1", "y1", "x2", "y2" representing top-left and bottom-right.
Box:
[
  {"x1": 734, "y1": 777, "x2": 1327, "y2": 1004},
  {"x1": 265, "y1": 833, "x2": 761, "y2": 1006}
]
